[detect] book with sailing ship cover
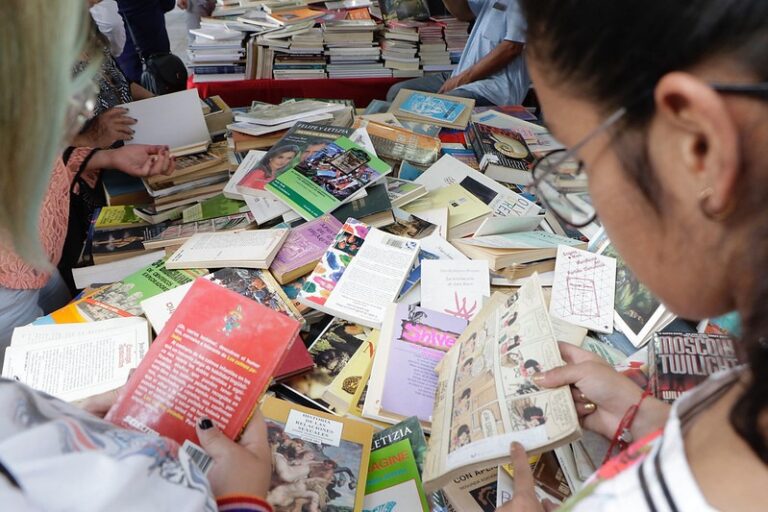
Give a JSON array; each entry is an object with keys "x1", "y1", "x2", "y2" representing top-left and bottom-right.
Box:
[
  {"x1": 423, "y1": 274, "x2": 581, "y2": 493},
  {"x1": 649, "y1": 332, "x2": 741, "y2": 403},
  {"x1": 106, "y1": 278, "x2": 301, "y2": 445}
]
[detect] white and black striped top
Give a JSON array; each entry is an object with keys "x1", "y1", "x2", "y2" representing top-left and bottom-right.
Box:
[{"x1": 563, "y1": 369, "x2": 742, "y2": 511}]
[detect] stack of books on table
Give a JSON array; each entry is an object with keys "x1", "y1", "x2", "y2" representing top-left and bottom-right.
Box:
[
  {"x1": 380, "y1": 21, "x2": 422, "y2": 77},
  {"x1": 433, "y1": 15, "x2": 469, "y2": 66},
  {"x1": 272, "y1": 27, "x2": 327, "y2": 79},
  {"x1": 253, "y1": 20, "x2": 317, "y2": 78},
  {"x1": 323, "y1": 19, "x2": 390, "y2": 78},
  {"x1": 188, "y1": 24, "x2": 247, "y2": 82},
  {"x1": 419, "y1": 20, "x2": 452, "y2": 74}
]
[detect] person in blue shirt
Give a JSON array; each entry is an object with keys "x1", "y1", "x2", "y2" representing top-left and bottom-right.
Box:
[{"x1": 386, "y1": 0, "x2": 530, "y2": 106}]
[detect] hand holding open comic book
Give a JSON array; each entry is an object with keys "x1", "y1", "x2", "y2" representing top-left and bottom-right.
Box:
[{"x1": 533, "y1": 343, "x2": 670, "y2": 441}]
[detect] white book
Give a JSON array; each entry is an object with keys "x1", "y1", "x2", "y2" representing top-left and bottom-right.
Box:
[
  {"x1": 237, "y1": 100, "x2": 346, "y2": 126},
  {"x1": 298, "y1": 228, "x2": 420, "y2": 328},
  {"x1": 229, "y1": 112, "x2": 333, "y2": 134},
  {"x1": 1, "y1": 317, "x2": 150, "y2": 402},
  {"x1": 119, "y1": 89, "x2": 211, "y2": 157},
  {"x1": 140, "y1": 282, "x2": 194, "y2": 334},
  {"x1": 166, "y1": 228, "x2": 289, "y2": 269},
  {"x1": 71, "y1": 251, "x2": 165, "y2": 290},
  {"x1": 416, "y1": 155, "x2": 540, "y2": 218},
  {"x1": 420, "y1": 260, "x2": 490, "y2": 322}
]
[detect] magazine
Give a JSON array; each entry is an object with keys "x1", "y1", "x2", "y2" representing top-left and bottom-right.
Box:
[{"x1": 423, "y1": 274, "x2": 581, "y2": 493}]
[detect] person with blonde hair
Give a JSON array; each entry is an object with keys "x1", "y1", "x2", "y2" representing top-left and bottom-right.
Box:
[{"x1": 0, "y1": 3, "x2": 275, "y2": 509}]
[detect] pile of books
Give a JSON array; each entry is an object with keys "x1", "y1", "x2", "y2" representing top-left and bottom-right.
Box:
[
  {"x1": 7, "y1": 81, "x2": 714, "y2": 512},
  {"x1": 188, "y1": 23, "x2": 247, "y2": 82},
  {"x1": 433, "y1": 15, "x2": 470, "y2": 65},
  {"x1": 323, "y1": 19, "x2": 388, "y2": 78},
  {"x1": 419, "y1": 20, "x2": 453, "y2": 73}
]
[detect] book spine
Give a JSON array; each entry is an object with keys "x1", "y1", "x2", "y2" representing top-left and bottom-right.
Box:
[
  {"x1": 466, "y1": 122, "x2": 488, "y2": 169},
  {"x1": 192, "y1": 65, "x2": 247, "y2": 74}
]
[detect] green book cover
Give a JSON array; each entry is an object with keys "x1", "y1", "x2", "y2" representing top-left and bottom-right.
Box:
[
  {"x1": 48, "y1": 258, "x2": 207, "y2": 323},
  {"x1": 266, "y1": 136, "x2": 392, "y2": 221},
  {"x1": 181, "y1": 194, "x2": 247, "y2": 222},
  {"x1": 95, "y1": 206, "x2": 146, "y2": 230},
  {"x1": 331, "y1": 184, "x2": 392, "y2": 224},
  {"x1": 372, "y1": 416, "x2": 428, "y2": 475},
  {"x1": 364, "y1": 439, "x2": 429, "y2": 512}
]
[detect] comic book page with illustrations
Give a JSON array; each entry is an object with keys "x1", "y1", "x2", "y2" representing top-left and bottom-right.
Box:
[{"x1": 424, "y1": 274, "x2": 581, "y2": 492}]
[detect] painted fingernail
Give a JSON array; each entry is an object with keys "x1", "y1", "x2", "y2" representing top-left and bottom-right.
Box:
[
  {"x1": 579, "y1": 392, "x2": 587, "y2": 401},
  {"x1": 198, "y1": 418, "x2": 213, "y2": 430},
  {"x1": 532, "y1": 374, "x2": 545, "y2": 384},
  {"x1": 584, "y1": 402, "x2": 597, "y2": 412}
]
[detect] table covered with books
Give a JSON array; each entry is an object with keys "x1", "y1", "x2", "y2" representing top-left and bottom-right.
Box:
[{"x1": 188, "y1": 75, "x2": 406, "y2": 108}]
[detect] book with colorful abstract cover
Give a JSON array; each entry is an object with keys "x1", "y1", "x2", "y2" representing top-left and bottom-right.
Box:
[
  {"x1": 43, "y1": 259, "x2": 206, "y2": 324},
  {"x1": 298, "y1": 219, "x2": 420, "y2": 328},
  {"x1": 261, "y1": 396, "x2": 374, "y2": 512},
  {"x1": 266, "y1": 136, "x2": 392, "y2": 221},
  {"x1": 106, "y1": 278, "x2": 301, "y2": 445}
]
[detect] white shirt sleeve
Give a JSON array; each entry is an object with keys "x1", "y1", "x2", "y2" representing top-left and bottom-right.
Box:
[
  {"x1": 504, "y1": 0, "x2": 527, "y2": 43},
  {"x1": 90, "y1": 0, "x2": 126, "y2": 57}
]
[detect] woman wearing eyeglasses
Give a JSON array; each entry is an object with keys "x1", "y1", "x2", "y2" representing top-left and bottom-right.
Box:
[{"x1": 499, "y1": 2, "x2": 768, "y2": 511}]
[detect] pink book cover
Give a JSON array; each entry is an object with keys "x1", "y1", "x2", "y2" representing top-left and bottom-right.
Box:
[{"x1": 269, "y1": 215, "x2": 343, "y2": 276}]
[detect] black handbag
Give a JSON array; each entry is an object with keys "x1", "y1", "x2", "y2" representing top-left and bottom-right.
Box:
[
  {"x1": 140, "y1": 53, "x2": 188, "y2": 95},
  {"x1": 125, "y1": 19, "x2": 188, "y2": 95}
]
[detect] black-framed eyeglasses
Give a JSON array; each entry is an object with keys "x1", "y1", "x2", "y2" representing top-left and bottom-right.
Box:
[{"x1": 527, "y1": 82, "x2": 768, "y2": 228}]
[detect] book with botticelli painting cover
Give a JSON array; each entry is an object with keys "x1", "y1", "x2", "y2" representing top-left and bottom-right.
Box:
[{"x1": 106, "y1": 278, "x2": 301, "y2": 445}]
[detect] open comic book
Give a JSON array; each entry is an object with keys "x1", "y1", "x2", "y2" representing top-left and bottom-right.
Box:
[{"x1": 423, "y1": 274, "x2": 581, "y2": 492}]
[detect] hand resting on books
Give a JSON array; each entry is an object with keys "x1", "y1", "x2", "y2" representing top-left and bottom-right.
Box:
[{"x1": 532, "y1": 342, "x2": 671, "y2": 441}]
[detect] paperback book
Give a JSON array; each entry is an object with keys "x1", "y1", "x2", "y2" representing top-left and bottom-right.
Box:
[
  {"x1": 269, "y1": 214, "x2": 344, "y2": 285},
  {"x1": 266, "y1": 136, "x2": 392, "y2": 221},
  {"x1": 298, "y1": 219, "x2": 420, "y2": 328},
  {"x1": 235, "y1": 122, "x2": 353, "y2": 197},
  {"x1": 261, "y1": 396, "x2": 374, "y2": 512},
  {"x1": 423, "y1": 275, "x2": 581, "y2": 493},
  {"x1": 467, "y1": 122, "x2": 535, "y2": 185},
  {"x1": 106, "y1": 278, "x2": 301, "y2": 445},
  {"x1": 649, "y1": 332, "x2": 741, "y2": 403},
  {"x1": 166, "y1": 228, "x2": 290, "y2": 269}
]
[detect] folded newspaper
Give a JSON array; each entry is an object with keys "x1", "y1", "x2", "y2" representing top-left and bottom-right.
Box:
[{"x1": 423, "y1": 274, "x2": 581, "y2": 492}]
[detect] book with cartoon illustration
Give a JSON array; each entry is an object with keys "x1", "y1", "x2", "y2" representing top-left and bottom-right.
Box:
[
  {"x1": 298, "y1": 219, "x2": 420, "y2": 328},
  {"x1": 423, "y1": 274, "x2": 581, "y2": 493},
  {"x1": 106, "y1": 278, "x2": 301, "y2": 446},
  {"x1": 261, "y1": 396, "x2": 373, "y2": 512}
]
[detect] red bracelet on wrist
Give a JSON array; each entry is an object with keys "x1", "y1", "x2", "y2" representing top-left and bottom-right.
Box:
[{"x1": 602, "y1": 388, "x2": 652, "y2": 466}]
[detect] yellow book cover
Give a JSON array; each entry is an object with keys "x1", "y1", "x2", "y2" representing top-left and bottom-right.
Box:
[
  {"x1": 95, "y1": 206, "x2": 147, "y2": 230},
  {"x1": 322, "y1": 329, "x2": 380, "y2": 414},
  {"x1": 404, "y1": 183, "x2": 491, "y2": 229},
  {"x1": 261, "y1": 396, "x2": 374, "y2": 512}
]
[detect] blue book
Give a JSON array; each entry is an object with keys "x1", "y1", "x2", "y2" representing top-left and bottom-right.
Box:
[{"x1": 397, "y1": 92, "x2": 467, "y2": 124}]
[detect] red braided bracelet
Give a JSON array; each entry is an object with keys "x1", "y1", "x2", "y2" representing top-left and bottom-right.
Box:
[{"x1": 602, "y1": 388, "x2": 652, "y2": 466}]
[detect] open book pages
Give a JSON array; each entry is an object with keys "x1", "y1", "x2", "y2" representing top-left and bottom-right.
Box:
[
  {"x1": 423, "y1": 274, "x2": 581, "y2": 493},
  {"x1": 1, "y1": 317, "x2": 150, "y2": 402}
]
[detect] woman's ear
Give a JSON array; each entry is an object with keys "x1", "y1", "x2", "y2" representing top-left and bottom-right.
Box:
[{"x1": 654, "y1": 72, "x2": 742, "y2": 217}]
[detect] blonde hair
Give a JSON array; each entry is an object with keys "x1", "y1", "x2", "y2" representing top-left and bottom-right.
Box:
[{"x1": 0, "y1": 0, "x2": 95, "y2": 268}]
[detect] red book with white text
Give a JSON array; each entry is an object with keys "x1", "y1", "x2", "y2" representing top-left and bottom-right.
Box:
[{"x1": 106, "y1": 277, "x2": 301, "y2": 445}]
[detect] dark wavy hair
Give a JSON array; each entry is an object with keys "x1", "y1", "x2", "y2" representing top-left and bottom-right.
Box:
[{"x1": 520, "y1": 0, "x2": 768, "y2": 462}]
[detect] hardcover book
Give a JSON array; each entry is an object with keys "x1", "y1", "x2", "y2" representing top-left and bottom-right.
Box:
[
  {"x1": 106, "y1": 278, "x2": 301, "y2": 445},
  {"x1": 266, "y1": 136, "x2": 392, "y2": 221},
  {"x1": 649, "y1": 332, "x2": 741, "y2": 403},
  {"x1": 298, "y1": 219, "x2": 420, "y2": 328},
  {"x1": 261, "y1": 396, "x2": 374, "y2": 512},
  {"x1": 235, "y1": 122, "x2": 354, "y2": 197},
  {"x1": 269, "y1": 215, "x2": 344, "y2": 285}
]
